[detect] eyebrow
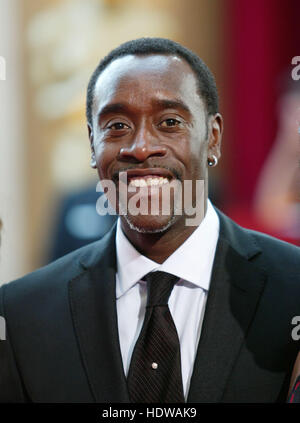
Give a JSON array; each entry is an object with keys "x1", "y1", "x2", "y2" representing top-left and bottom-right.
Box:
[
  {"x1": 97, "y1": 103, "x2": 128, "y2": 121},
  {"x1": 97, "y1": 98, "x2": 192, "y2": 121},
  {"x1": 152, "y1": 98, "x2": 191, "y2": 115}
]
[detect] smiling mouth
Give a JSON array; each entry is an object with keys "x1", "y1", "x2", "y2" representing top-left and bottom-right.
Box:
[
  {"x1": 128, "y1": 175, "x2": 169, "y2": 187},
  {"x1": 117, "y1": 168, "x2": 176, "y2": 188}
]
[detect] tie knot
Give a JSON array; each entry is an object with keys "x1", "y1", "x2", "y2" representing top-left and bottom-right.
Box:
[{"x1": 144, "y1": 271, "x2": 179, "y2": 307}]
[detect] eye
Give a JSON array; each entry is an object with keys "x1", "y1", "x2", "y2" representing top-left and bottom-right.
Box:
[
  {"x1": 159, "y1": 118, "x2": 181, "y2": 128},
  {"x1": 108, "y1": 122, "x2": 130, "y2": 130}
]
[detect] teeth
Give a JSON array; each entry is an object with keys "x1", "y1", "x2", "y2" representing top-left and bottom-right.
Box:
[{"x1": 129, "y1": 177, "x2": 169, "y2": 187}]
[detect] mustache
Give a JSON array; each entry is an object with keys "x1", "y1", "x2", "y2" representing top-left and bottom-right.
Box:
[{"x1": 111, "y1": 164, "x2": 182, "y2": 183}]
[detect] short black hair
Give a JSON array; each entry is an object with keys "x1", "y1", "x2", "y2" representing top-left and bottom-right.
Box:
[{"x1": 86, "y1": 37, "x2": 219, "y2": 127}]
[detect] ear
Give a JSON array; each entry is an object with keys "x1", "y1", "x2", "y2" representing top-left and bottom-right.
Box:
[
  {"x1": 207, "y1": 113, "x2": 223, "y2": 161},
  {"x1": 88, "y1": 123, "x2": 97, "y2": 169}
]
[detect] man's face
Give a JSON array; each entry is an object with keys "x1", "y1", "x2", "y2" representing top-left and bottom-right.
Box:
[{"x1": 89, "y1": 54, "x2": 221, "y2": 234}]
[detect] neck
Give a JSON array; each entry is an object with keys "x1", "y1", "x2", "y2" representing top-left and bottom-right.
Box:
[{"x1": 120, "y1": 200, "x2": 208, "y2": 264}]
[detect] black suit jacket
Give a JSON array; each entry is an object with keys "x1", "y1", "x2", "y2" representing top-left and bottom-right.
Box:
[{"x1": 0, "y1": 209, "x2": 299, "y2": 403}]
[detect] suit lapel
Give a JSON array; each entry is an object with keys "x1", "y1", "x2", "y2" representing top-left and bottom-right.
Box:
[
  {"x1": 68, "y1": 225, "x2": 130, "y2": 403},
  {"x1": 187, "y1": 211, "x2": 267, "y2": 402}
]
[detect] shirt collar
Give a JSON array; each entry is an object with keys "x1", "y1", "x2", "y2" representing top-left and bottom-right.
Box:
[{"x1": 116, "y1": 199, "x2": 220, "y2": 299}]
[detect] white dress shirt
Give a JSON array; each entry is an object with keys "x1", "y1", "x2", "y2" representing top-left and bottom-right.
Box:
[{"x1": 115, "y1": 199, "x2": 220, "y2": 401}]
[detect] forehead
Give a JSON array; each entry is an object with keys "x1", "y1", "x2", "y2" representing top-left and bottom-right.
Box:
[{"x1": 92, "y1": 54, "x2": 203, "y2": 117}]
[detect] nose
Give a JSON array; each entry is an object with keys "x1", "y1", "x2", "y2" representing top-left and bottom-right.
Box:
[{"x1": 119, "y1": 126, "x2": 167, "y2": 162}]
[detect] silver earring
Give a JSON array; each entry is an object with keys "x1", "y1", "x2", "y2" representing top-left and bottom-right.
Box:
[{"x1": 207, "y1": 155, "x2": 218, "y2": 167}]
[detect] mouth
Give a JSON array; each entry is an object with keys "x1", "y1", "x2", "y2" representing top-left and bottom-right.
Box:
[
  {"x1": 118, "y1": 168, "x2": 176, "y2": 188},
  {"x1": 109, "y1": 167, "x2": 182, "y2": 221}
]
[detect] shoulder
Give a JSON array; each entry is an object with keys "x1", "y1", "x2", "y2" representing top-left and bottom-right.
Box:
[
  {"x1": 217, "y1": 207, "x2": 300, "y2": 255},
  {"x1": 250, "y1": 228, "x2": 300, "y2": 265},
  {"x1": 216, "y1": 207, "x2": 300, "y2": 274},
  {"x1": 246, "y1": 229, "x2": 300, "y2": 293},
  {"x1": 0, "y1": 231, "x2": 115, "y2": 310},
  {"x1": 243, "y1": 224, "x2": 299, "y2": 274}
]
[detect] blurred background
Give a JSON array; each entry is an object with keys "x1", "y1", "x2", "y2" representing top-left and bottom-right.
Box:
[{"x1": 0, "y1": 0, "x2": 299, "y2": 284}]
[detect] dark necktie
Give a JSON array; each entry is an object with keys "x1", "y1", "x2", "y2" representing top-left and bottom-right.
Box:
[{"x1": 127, "y1": 271, "x2": 185, "y2": 403}]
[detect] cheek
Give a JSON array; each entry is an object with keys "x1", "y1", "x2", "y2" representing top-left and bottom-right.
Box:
[
  {"x1": 188, "y1": 136, "x2": 207, "y2": 176},
  {"x1": 94, "y1": 142, "x2": 115, "y2": 178}
]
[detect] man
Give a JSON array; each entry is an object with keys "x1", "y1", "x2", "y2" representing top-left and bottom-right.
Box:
[{"x1": 0, "y1": 38, "x2": 299, "y2": 403}]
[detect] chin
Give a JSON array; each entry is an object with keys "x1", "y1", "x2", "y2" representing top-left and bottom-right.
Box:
[{"x1": 123, "y1": 213, "x2": 177, "y2": 234}]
